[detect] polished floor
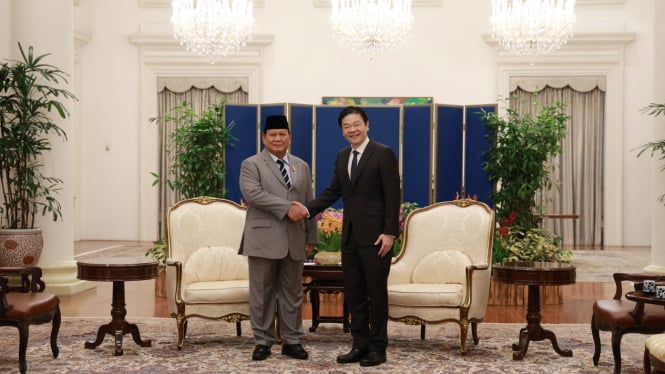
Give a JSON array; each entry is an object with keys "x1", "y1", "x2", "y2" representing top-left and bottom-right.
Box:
[{"x1": 59, "y1": 241, "x2": 626, "y2": 324}]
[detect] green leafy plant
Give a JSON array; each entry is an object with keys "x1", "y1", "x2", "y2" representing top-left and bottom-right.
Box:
[
  {"x1": 636, "y1": 102, "x2": 665, "y2": 202},
  {"x1": 0, "y1": 43, "x2": 76, "y2": 229},
  {"x1": 493, "y1": 211, "x2": 572, "y2": 263},
  {"x1": 151, "y1": 99, "x2": 236, "y2": 199},
  {"x1": 480, "y1": 98, "x2": 569, "y2": 263},
  {"x1": 147, "y1": 99, "x2": 237, "y2": 263},
  {"x1": 145, "y1": 238, "x2": 167, "y2": 269}
]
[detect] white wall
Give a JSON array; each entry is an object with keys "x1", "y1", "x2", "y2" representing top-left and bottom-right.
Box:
[{"x1": 2, "y1": 0, "x2": 660, "y2": 245}]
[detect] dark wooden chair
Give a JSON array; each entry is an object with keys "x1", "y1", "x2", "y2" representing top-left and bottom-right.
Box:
[
  {"x1": 0, "y1": 266, "x2": 61, "y2": 374},
  {"x1": 591, "y1": 273, "x2": 665, "y2": 374}
]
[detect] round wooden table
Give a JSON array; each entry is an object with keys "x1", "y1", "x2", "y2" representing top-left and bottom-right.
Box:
[
  {"x1": 492, "y1": 261, "x2": 576, "y2": 360},
  {"x1": 77, "y1": 256, "x2": 159, "y2": 356},
  {"x1": 302, "y1": 262, "x2": 350, "y2": 332}
]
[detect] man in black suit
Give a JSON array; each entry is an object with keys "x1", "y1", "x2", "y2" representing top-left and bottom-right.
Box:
[{"x1": 304, "y1": 106, "x2": 401, "y2": 367}]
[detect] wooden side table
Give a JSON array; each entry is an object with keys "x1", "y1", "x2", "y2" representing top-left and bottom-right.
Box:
[
  {"x1": 77, "y1": 256, "x2": 159, "y2": 356},
  {"x1": 302, "y1": 263, "x2": 350, "y2": 332},
  {"x1": 492, "y1": 261, "x2": 576, "y2": 360}
]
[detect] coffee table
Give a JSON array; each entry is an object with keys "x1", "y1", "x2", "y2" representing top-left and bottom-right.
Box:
[
  {"x1": 492, "y1": 261, "x2": 576, "y2": 360},
  {"x1": 76, "y1": 256, "x2": 159, "y2": 356},
  {"x1": 302, "y1": 262, "x2": 349, "y2": 332}
]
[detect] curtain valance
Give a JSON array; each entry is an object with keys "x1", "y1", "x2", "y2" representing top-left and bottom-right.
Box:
[
  {"x1": 510, "y1": 76, "x2": 606, "y2": 93},
  {"x1": 157, "y1": 77, "x2": 248, "y2": 93}
]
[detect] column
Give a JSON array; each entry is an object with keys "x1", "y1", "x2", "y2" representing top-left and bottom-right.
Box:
[
  {"x1": 646, "y1": 0, "x2": 665, "y2": 274},
  {"x1": 10, "y1": 0, "x2": 92, "y2": 294}
]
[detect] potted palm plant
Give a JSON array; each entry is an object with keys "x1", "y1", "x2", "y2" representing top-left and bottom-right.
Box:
[
  {"x1": 636, "y1": 102, "x2": 665, "y2": 200},
  {"x1": 0, "y1": 43, "x2": 76, "y2": 266}
]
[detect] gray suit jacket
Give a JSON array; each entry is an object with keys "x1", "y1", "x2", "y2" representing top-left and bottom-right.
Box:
[{"x1": 239, "y1": 149, "x2": 317, "y2": 259}]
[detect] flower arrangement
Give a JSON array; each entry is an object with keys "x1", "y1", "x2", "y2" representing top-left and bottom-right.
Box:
[
  {"x1": 492, "y1": 210, "x2": 572, "y2": 264},
  {"x1": 314, "y1": 208, "x2": 343, "y2": 254},
  {"x1": 309, "y1": 202, "x2": 419, "y2": 259}
]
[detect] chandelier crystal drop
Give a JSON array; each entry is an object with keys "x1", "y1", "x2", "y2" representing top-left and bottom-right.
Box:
[
  {"x1": 171, "y1": 0, "x2": 255, "y2": 63},
  {"x1": 330, "y1": 0, "x2": 414, "y2": 56},
  {"x1": 490, "y1": 0, "x2": 576, "y2": 57}
]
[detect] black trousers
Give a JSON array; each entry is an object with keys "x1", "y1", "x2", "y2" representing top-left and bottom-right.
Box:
[{"x1": 341, "y1": 227, "x2": 392, "y2": 353}]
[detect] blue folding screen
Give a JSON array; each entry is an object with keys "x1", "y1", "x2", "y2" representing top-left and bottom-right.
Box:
[
  {"x1": 221, "y1": 102, "x2": 494, "y2": 210},
  {"x1": 289, "y1": 104, "x2": 314, "y2": 167},
  {"x1": 225, "y1": 105, "x2": 258, "y2": 204},
  {"x1": 403, "y1": 105, "x2": 432, "y2": 207},
  {"x1": 313, "y1": 106, "x2": 347, "y2": 208},
  {"x1": 465, "y1": 105, "x2": 496, "y2": 206},
  {"x1": 436, "y1": 105, "x2": 464, "y2": 202}
]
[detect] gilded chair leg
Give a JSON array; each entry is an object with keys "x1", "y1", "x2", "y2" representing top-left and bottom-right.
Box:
[
  {"x1": 591, "y1": 315, "x2": 601, "y2": 366},
  {"x1": 18, "y1": 322, "x2": 28, "y2": 374},
  {"x1": 51, "y1": 307, "x2": 61, "y2": 358},
  {"x1": 460, "y1": 321, "x2": 469, "y2": 355},
  {"x1": 176, "y1": 317, "x2": 186, "y2": 349}
]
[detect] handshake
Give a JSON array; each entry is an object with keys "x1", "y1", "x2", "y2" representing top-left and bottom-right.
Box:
[{"x1": 287, "y1": 201, "x2": 309, "y2": 222}]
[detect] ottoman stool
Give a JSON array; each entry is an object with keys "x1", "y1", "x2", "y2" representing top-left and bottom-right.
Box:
[{"x1": 645, "y1": 334, "x2": 665, "y2": 373}]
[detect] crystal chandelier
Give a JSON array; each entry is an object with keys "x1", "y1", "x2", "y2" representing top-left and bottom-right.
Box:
[
  {"x1": 171, "y1": 0, "x2": 255, "y2": 63},
  {"x1": 490, "y1": 0, "x2": 576, "y2": 57},
  {"x1": 330, "y1": 0, "x2": 414, "y2": 56}
]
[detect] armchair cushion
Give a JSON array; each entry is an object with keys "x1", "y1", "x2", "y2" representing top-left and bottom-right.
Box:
[
  {"x1": 389, "y1": 283, "x2": 463, "y2": 307},
  {"x1": 184, "y1": 246, "x2": 249, "y2": 283},
  {"x1": 412, "y1": 249, "x2": 470, "y2": 284},
  {"x1": 182, "y1": 246, "x2": 250, "y2": 304}
]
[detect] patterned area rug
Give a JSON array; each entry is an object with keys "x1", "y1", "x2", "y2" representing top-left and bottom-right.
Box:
[
  {"x1": 0, "y1": 317, "x2": 646, "y2": 373},
  {"x1": 572, "y1": 247, "x2": 650, "y2": 282}
]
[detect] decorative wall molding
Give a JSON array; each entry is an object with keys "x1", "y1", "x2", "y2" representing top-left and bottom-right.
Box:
[
  {"x1": 130, "y1": 26, "x2": 273, "y2": 241},
  {"x1": 313, "y1": 0, "x2": 442, "y2": 7},
  {"x1": 140, "y1": 0, "x2": 264, "y2": 7},
  {"x1": 577, "y1": 0, "x2": 624, "y2": 4}
]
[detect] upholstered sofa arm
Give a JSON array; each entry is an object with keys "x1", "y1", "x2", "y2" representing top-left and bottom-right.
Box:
[
  {"x1": 165, "y1": 259, "x2": 182, "y2": 317},
  {"x1": 466, "y1": 263, "x2": 491, "y2": 317}
]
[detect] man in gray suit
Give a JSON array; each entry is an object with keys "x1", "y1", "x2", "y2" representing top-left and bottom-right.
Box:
[{"x1": 239, "y1": 115, "x2": 317, "y2": 361}]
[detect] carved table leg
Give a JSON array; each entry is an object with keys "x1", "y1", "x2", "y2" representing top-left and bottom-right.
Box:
[
  {"x1": 512, "y1": 285, "x2": 573, "y2": 360},
  {"x1": 84, "y1": 281, "x2": 151, "y2": 356},
  {"x1": 309, "y1": 288, "x2": 321, "y2": 332}
]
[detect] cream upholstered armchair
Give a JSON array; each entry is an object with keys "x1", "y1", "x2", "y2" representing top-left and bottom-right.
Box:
[
  {"x1": 166, "y1": 197, "x2": 249, "y2": 349},
  {"x1": 387, "y1": 199, "x2": 494, "y2": 354}
]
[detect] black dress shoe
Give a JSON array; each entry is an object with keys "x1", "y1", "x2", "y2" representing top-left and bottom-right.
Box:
[
  {"x1": 359, "y1": 351, "x2": 386, "y2": 367},
  {"x1": 252, "y1": 344, "x2": 271, "y2": 361},
  {"x1": 281, "y1": 344, "x2": 308, "y2": 359},
  {"x1": 336, "y1": 348, "x2": 368, "y2": 364}
]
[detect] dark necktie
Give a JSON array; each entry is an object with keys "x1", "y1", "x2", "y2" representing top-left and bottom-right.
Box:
[
  {"x1": 276, "y1": 159, "x2": 291, "y2": 189},
  {"x1": 350, "y1": 150, "x2": 359, "y2": 185}
]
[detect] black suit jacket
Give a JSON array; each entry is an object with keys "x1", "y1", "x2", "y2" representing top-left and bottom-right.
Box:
[{"x1": 308, "y1": 140, "x2": 401, "y2": 246}]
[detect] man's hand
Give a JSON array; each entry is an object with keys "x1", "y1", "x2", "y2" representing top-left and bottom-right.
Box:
[
  {"x1": 305, "y1": 243, "x2": 316, "y2": 257},
  {"x1": 287, "y1": 201, "x2": 308, "y2": 221},
  {"x1": 374, "y1": 234, "x2": 395, "y2": 257}
]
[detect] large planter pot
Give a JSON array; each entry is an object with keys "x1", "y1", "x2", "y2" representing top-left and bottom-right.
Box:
[
  {"x1": 488, "y1": 278, "x2": 562, "y2": 306},
  {"x1": 0, "y1": 228, "x2": 44, "y2": 266}
]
